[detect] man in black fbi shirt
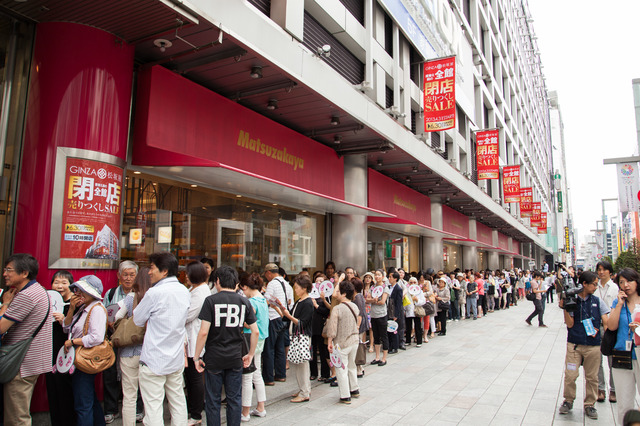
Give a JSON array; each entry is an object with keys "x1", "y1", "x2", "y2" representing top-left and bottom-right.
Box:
[{"x1": 194, "y1": 265, "x2": 259, "y2": 426}]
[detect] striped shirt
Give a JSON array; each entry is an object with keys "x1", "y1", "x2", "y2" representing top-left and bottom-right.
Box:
[
  {"x1": 133, "y1": 276, "x2": 190, "y2": 375},
  {"x1": 265, "y1": 277, "x2": 292, "y2": 320},
  {"x1": 3, "y1": 281, "x2": 52, "y2": 377}
]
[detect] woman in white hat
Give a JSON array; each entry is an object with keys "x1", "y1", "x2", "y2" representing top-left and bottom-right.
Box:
[{"x1": 63, "y1": 275, "x2": 109, "y2": 426}]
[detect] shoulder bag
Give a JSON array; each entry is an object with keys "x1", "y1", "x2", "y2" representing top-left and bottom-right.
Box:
[
  {"x1": 111, "y1": 294, "x2": 145, "y2": 347},
  {"x1": 423, "y1": 300, "x2": 436, "y2": 316},
  {"x1": 343, "y1": 303, "x2": 366, "y2": 366},
  {"x1": 0, "y1": 299, "x2": 50, "y2": 384},
  {"x1": 74, "y1": 304, "x2": 116, "y2": 374},
  {"x1": 287, "y1": 302, "x2": 312, "y2": 364},
  {"x1": 111, "y1": 316, "x2": 146, "y2": 348},
  {"x1": 609, "y1": 300, "x2": 633, "y2": 369},
  {"x1": 414, "y1": 305, "x2": 426, "y2": 317}
]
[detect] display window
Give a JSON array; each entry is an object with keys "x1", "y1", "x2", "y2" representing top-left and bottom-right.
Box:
[
  {"x1": 367, "y1": 227, "x2": 418, "y2": 273},
  {"x1": 121, "y1": 173, "x2": 323, "y2": 275},
  {"x1": 443, "y1": 244, "x2": 461, "y2": 272}
]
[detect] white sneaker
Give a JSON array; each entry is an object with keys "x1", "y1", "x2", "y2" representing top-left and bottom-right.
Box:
[
  {"x1": 135, "y1": 413, "x2": 144, "y2": 423},
  {"x1": 250, "y1": 408, "x2": 267, "y2": 417},
  {"x1": 241, "y1": 414, "x2": 251, "y2": 422},
  {"x1": 187, "y1": 419, "x2": 202, "y2": 426},
  {"x1": 105, "y1": 414, "x2": 116, "y2": 424}
]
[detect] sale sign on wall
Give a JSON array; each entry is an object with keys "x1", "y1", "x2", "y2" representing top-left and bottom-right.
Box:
[
  {"x1": 531, "y1": 202, "x2": 542, "y2": 227},
  {"x1": 50, "y1": 148, "x2": 125, "y2": 269},
  {"x1": 61, "y1": 158, "x2": 123, "y2": 259},
  {"x1": 423, "y1": 56, "x2": 456, "y2": 132},
  {"x1": 475, "y1": 129, "x2": 499, "y2": 179},
  {"x1": 538, "y1": 213, "x2": 547, "y2": 234},
  {"x1": 520, "y1": 187, "x2": 533, "y2": 217},
  {"x1": 503, "y1": 166, "x2": 521, "y2": 203}
]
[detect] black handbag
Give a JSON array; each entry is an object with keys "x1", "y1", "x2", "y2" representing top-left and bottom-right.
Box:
[
  {"x1": 0, "y1": 301, "x2": 50, "y2": 383},
  {"x1": 242, "y1": 333, "x2": 257, "y2": 374},
  {"x1": 423, "y1": 301, "x2": 436, "y2": 316},
  {"x1": 611, "y1": 350, "x2": 633, "y2": 370},
  {"x1": 600, "y1": 328, "x2": 618, "y2": 356},
  {"x1": 526, "y1": 292, "x2": 536, "y2": 301},
  {"x1": 437, "y1": 300, "x2": 451, "y2": 310}
]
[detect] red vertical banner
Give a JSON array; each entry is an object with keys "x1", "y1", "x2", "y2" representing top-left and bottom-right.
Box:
[
  {"x1": 475, "y1": 129, "x2": 499, "y2": 179},
  {"x1": 531, "y1": 202, "x2": 542, "y2": 227},
  {"x1": 423, "y1": 56, "x2": 456, "y2": 131},
  {"x1": 538, "y1": 213, "x2": 547, "y2": 234},
  {"x1": 503, "y1": 166, "x2": 521, "y2": 202},
  {"x1": 520, "y1": 187, "x2": 533, "y2": 217}
]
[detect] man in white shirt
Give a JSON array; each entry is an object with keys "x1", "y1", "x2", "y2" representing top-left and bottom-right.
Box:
[
  {"x1": 594, "y1": 260, "x2": 619, "y2": 403},
  {"x1": 134, "y1": 252, "x2": 190, "y2": 426},
  {"x1": 262, "y1": 263, "x2": 292, "y2": 385}
]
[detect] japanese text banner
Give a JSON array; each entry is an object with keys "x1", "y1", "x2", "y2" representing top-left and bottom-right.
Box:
[
  {"x1": 61, "y1": 157, "x2": 123, "y2": 260},
  {"x1": 538, "y1": 212, "x2": 547, "y2": 234},
  {"x1": 503, "y1": 165, "x2": 520, "y2": 202},
  {"x1": 476, "y1": 129, "x2": 499, "y2": 180},
  {"x1": 423, "y1": 56, "x2": 455, "y2": 132},
  {"x1": 520, "y1": 187, "x2": 533, "y2": 217},
  {"x1": 530, "y1": 202, "x2": 542, "y2": 227}
]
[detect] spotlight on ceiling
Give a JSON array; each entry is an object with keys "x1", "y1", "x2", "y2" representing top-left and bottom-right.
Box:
[
  {"x1": 412, "y1": 166, "x2": 418, "y2": 173},
  {"x1": 330, "y1": 115, "x2": 340, "y2": 126},
  {"x1": 154, "y1": 39, "x2": 172, "y2": 53},
  {"x1": 333, "y1": 135, "x2": 342, "y2": 145},
  {"x1": 377, "y1": 159, "x2": 383, "y2": 167},
  {"x1": 250, "y1": 66, "x2": 263, "y2": 79},
  {"x1": 267, "y1": 99, "x2": 278, "y2": 110}
]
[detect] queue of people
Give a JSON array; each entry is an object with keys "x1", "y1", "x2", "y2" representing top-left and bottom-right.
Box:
[{"x1": 10, "y1": 252, "x2": 640, "y2": 425}]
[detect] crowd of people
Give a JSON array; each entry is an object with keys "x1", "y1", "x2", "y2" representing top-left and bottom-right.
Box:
[{"x1": 4, "y1": 252, "x2": 640, "y2": 425}]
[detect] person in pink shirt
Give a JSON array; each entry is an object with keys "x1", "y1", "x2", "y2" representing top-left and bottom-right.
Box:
[{"x1": 476, "y1": 274, "x2": 485, "y2": 318}]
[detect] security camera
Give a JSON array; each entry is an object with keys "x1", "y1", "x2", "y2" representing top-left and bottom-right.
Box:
[{"x1": 317, "y1": 44, "x2": 331, "y2": 58}]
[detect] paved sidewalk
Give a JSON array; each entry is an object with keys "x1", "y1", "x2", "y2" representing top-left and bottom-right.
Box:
[
  {"x1": 33, "y1": 299, "x2": 623, "y2": 425},
  {"x1": 241, "y1": 299, "x2": 618, "y2": 426}
]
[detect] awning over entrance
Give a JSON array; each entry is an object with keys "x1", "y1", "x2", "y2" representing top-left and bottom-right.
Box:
[{"x1": 136, "y1": 164, "x2": 392, "y2": 217}]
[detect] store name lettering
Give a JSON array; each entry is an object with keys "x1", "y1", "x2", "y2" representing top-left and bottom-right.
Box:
[
  {"x1": 237, "y1": 130, "x2": 304, "y2": 171},
  {"x1": 393, "y1": 195, "x2": 416, "y2": 212}
]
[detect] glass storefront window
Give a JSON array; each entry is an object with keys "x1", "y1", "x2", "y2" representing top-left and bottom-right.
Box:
[
  {"x1": 477, "y1": 250, "x2": 488, "y2": 271},
  {"x1": 367, "y1": 227, "x2": 418, "y2": 272},
  {"x1": 121, "y1": 173, "x2": 323, "y2": 274},
  {"x1": 443, "y1": 243, "x2": 461, "y2": 272}
]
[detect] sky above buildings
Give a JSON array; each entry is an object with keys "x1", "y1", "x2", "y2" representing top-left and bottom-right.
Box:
[{"x1": 527, "y1": 1, "x2": 640, "y2": 247}]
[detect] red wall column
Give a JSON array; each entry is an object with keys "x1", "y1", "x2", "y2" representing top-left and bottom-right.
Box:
[
  {"x1": 14, "y1": 23, "x2": 133, "y2": 412},
  {"x1": 15, "y1": 22, "x2": 133, "y2": 290}
]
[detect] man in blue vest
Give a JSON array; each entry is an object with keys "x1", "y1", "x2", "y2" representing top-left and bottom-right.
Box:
[{"x1": 557, "y1": 271, "x2": 609, "y2": 420}]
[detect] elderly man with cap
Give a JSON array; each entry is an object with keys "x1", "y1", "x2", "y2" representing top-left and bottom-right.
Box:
[
  {"x1": 0, "y1": 253, "x2": 52, "y2": 426},
  {"x1": 63, "y1": 274, "x2": 109, "y2": 426},
  {"x1": 261, "y1": 263, "x2": 292, "y2": 386}
]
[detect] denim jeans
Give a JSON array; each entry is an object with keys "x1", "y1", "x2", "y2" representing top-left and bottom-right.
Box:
[
  {"x1": 262, "y1": 317, "x2": 286, "y2": 382},
  {"x1": 71, "y1": 370, "x2": 105, "y2": 426},
  {"x1": 204, "y1": 367, "x2": 243, "y2": 426},
  {"x1": 466, "y1": 296, "x2": 477, "y2": 318}
]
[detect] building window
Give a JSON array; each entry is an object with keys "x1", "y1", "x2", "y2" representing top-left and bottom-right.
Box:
[
  {"x1": 122, "y1": 173, "x2": 323, "y2": 275},
  {"x1": 303, "y1": 12, "x2": 365, "y2": 85},
  {"x1": 247, "y1": 0, "x2": 271, "y2": 16},
  {"x1": 339, "y1": 0, "x2": 364, "y2": 25}
]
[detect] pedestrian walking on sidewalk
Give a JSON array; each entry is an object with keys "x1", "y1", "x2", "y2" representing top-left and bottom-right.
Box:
[{"x1": 525, "y1": 271, "x2": 546, "y2": 327}]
